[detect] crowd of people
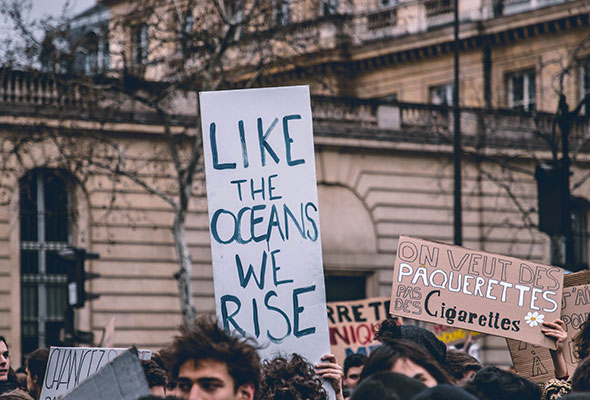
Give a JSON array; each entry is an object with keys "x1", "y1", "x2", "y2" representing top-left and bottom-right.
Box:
[{"x1": 0, "y1": 312, "x2": 589, "y2": 400}]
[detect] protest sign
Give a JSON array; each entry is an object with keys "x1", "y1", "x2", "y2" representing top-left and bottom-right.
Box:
[
  {"x1": 200, "y1": 86, "x2": 331, "y2": 363},
  {"x1": 508, "y1": 281, "x2": 590, "y2": 383},
  {"x1": 431, "y1": 324, "x2": 481, "y2": 346},
  {"x1": 40, "y1": 347, "x2": 151, "y2": 400},
  {"x1": 327, "y1": 297, "x2": 390, "y2": 365},
  {"x1": 391, "y1": 236, "x2": 564, "y2": 348},
  {"x1": 62, "y1": 348, "x2": 149, "y2": 400}
]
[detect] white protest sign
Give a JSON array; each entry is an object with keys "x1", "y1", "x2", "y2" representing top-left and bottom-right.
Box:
[
  {"x1": 40, "y1": 347, "x2": 151, "y2": 400},
  {"x1": 201, "y1": 86, "x2": 331, "y2": 363},
  {"x1": 62, "y1": 349, "x2": 150, "y2": 400}
]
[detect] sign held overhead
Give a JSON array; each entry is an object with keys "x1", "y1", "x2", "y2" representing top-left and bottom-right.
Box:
[{"x1": 391, "y1": 236, "x2": 564, "y2": 348}]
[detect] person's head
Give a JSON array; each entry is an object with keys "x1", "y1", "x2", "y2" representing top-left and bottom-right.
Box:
[
  {"x1": 359, "y1": 339, "x2": 451, "y2": 388},
  {"x1": 411, "y1": 384, "x2": 479, "y2": 400},
  {"x1": 159, "y1": 315, "x2": 260, "y2": 400},
  {"x1": 0, "y1": 336, "x2": 9, "y2": 382},
  {"x1": 573, "y1": 314, "x2": 590, "y2": 361},
  {"x1": 0, "y1": 389, "x2": 34, "y2": 400},
  {"x1": 350, "y1": 371, "x2": 427, "y2": 400},
  {"x1": 572, "y1": 356, "x2": 590, "y2": 392},
  {"x1": 141, "y1": 359, "x2": 168, "y2": 397},
  {"x1": 258, "y1": 354, "x2": 326, "y2": 400},
  {"x1": 343, "y1": 353, "x2": 367, "y2": 390},
  {"x1": 375, "y1": 322, "x2": 447, "y2": 366},
  {"x1": 464, "y1": 366, "x2": 541, "y2": 400},
  {"x1": 25, "y1": 348, "x2": 49, "y2": 399},
  {"x1": 444, "y1": 349, "x2": 482, "y2": 385}
]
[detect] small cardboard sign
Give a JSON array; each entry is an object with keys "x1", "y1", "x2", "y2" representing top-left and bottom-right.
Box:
[
  {"x1": 431, "y1": 324, "x2": 481, "y2": 346},
  {"x1": 391, "y1": 236, "x2": 564, "y2": 348},
  {"x1": 508, "y1": 270, "x2": 590, "y2": 383},
  {"x1": 327, "y1": 297, "x2": 390, "y2": 365},
  {"x1": 62, "y1": 348, "x2": 150, "y2": 400},
  {"x1": 508, "y1": 282, "x2": 590, "y2": 383},
  {"x1": 200, "y1": 86, "x2": 331, "y2": 364},
  {"x1": 40, "y1": 347, "x2": 151, "y2": 400}
]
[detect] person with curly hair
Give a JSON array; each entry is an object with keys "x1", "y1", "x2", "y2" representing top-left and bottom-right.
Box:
[
  {"x1": 258, "y1": 354, "x2": 327, "y2": 400},
  {"x1": 141, "y1": 359, "x2": 168, "y2": 397},
  {"x1": 159, "y1": 315, "x2": 261, "y2": 400}
]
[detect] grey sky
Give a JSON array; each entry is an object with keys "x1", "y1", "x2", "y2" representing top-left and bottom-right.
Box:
[{"x1": 31, "y1": 0, "x2": 96, "y2": 19}]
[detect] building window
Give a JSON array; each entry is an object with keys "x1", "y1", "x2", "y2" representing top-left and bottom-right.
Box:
[
  {"x1": 131, "y1": 24, "x2": 148, "y2": 66},
  {"x1": 424, "y1": 0, "x2": 453, "y2": 18},
  {"x1": 322, "y1": 0, "x2": 338, "y2": 16},
  {"x1": 20, "y1": 170, "x2": 72, "y2": 355},
  {"x1": 178, "y1": 12, "x2": 195, "y2": 56},
  {"x1": 581, "y1": 60, "x2": 590, "y2": 114},
  {"x1": 325, "y1": 274, "x2": 366, "y2": 302},
  {"x1": 76, "y1": 31, "x2": 109, "y2": 75},
  {"x1": 430, "y1": 83, "x2": 454, "y2": 105},
  {"x1": 507, "y1": 69, "x2": 536, "y2": 111},
  {"x1": 572, "y1": 197, "x2": 589, "y2": 269},
  {"x1": 274, "y1": 0, "x2": 290, "y2": 26}
]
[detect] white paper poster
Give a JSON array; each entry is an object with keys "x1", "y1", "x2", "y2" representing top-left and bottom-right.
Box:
[
  {"x1": 40, "y1": 347, "x2": 151, "y2": 400},
  {"x1": 200, "y1": 86, "x2": 331, "y2": 363}
]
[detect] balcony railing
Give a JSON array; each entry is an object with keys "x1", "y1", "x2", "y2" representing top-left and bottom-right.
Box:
[{"x1": 0, "y1": 69, "x2": 587, "y2": 155}]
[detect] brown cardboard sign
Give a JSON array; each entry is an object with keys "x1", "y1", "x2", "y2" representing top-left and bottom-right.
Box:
[
  {"x1": 390, "y1": 236, "x2": 564, "y2": 348},
  {"x1": 508, "y1": 270, "x2": 590, "y2": 383},
  {"x1": 561, "y1": 284, "x2": 590, "y2": 368},
  {"x1": 506, "y1": 340, "x2": 553, "y2": 384},
  {"x1": 327, "y1": 297, "x2": 390, "y2": 365}
]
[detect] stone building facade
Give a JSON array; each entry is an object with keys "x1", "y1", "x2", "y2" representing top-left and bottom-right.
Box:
[{"x1": 1, "y1": 0, "x2": 589, "y2": 368}]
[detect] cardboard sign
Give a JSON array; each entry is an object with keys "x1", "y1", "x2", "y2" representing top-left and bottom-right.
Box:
[
  {"x1": 62, "y1": 348, "x2": 149, "y2": 400},
  {"x1": 508, "y1": 270, "x2": 590, "y2": 383},
  {"x1": 508, "y1": 283, "x2": 590, "y2": 383},
  {"x1": 327, "y1": 297, "x2": 390, "y2": 365},
  {"x1": 561, "y1": 284, "x2": 590, "y2": 367},
  {"x1": 390, "y1": 236, "x2": 564, "y2": 348},
  {"x1": 40, "y1": 347, "x2": 151, "y2": 400},
  {"x1": 201, "y1": 86, "x2": 331, "y2": 363}
]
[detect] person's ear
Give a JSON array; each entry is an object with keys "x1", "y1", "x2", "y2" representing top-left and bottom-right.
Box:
[
  {"x1": 237, "y1": 382, "x2": 255, "y2": 400},
  {"x1": 33, "y1": 374, "x2": 40, "y2": 385}
]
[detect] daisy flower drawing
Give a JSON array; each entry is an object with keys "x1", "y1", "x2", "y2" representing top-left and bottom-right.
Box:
[{"x1": 524, "y1": 311, "x2": 544, "y2": 327}]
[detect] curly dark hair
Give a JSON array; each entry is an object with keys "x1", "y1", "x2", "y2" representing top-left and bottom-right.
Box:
[
  {"x1": 258, "y1": 354, "x2": 327, "y2": 400},
  {"x1": 141, "y1": 360, "x2": 167, "y2": 388},
  {"x1": 573, "y1": 314, "x2": 590, "y2": 361},
  {"x1": 159, "y1": 315, "x2": 261, "y2": 394}
]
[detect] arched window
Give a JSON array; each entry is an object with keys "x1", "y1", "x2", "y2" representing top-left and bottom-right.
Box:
[{"x1": 20, "y1": 170, "x2": 72, "y2": 355}]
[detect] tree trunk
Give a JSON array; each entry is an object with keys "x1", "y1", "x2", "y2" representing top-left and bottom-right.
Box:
[{"x1": 172, "y1": 210, "x2": 196, "y2": 322}]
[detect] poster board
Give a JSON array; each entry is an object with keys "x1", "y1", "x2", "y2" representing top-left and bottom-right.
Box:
[
  {"x1": 327, "y1": 297, "x2": 390, "y2": 365},
  {"x1": 62, "y1": 348, "x2": 149, "y2": 400},
  {"x1": 200, "y1": 86, "x2": 331, "y2": 364},
  {"x1": 390, "y1": 236, "x2": 564, "y2": 348},
  {"x1": 431, "y1": 324, "x2": 481, "y2": 346},
  {"x1": 40, "y1": 347, "x2": 151, "y2": 400},
  {"x1": 508, "y1": 269, "x2": 590, "y2": 383}
]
